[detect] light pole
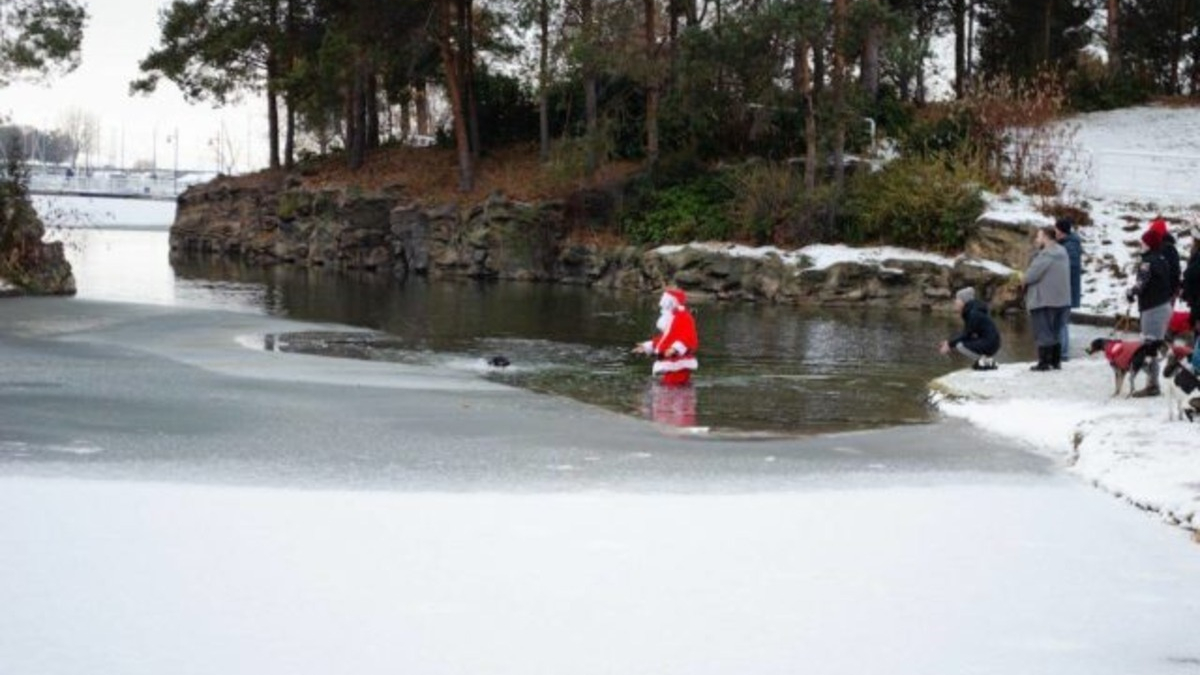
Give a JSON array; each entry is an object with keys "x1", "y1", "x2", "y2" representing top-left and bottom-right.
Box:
[{"x1": 171, "y1": 127, "x2": 179, "y2": 194}]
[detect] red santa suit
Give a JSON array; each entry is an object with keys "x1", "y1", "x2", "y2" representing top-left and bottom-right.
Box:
[{"x1": 640, "y1": 288, "x2": 699, "y2": 386}]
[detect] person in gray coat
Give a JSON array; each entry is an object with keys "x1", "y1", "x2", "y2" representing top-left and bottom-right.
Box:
[{"x1": 1022, "y1": 225, "x2": 1072, "y2": 371}]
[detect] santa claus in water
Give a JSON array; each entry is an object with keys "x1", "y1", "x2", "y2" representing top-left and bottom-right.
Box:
[{"x1": 633, "y1": 287, "x2": 699, "y2": 385}]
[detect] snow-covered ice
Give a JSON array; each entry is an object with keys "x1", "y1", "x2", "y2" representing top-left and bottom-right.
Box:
[
  {"x1": 3, "y1": 477, "x2": 1200, "y2": 675},
  {"x1": 32, "y1": 194, "x2": 176, "y2": 228}
]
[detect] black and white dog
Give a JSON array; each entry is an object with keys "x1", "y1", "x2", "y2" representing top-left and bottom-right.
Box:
[
  {"x1": 1161, "y1": 351, "x2": 1200, "y2": 422},
  {"x1": 1085, "y1": 338, "x2": 1167, "y2": 397}
]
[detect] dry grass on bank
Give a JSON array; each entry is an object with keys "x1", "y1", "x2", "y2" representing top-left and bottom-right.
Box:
[{"x1": 215, "y1": 143, "x2": 641, "y2": 205}]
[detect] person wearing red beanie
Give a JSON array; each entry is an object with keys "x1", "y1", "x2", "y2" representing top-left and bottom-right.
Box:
[
  {"x1": 1148, "y1": 216, "x2": 1182, "y2": 299},
  {"x1": 1125, "y1": 224, "x2": 1174, "y2": 396}
]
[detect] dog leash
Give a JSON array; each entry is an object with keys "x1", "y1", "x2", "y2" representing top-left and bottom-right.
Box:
[{"x1": 1112, "y1": 300, "x2": 1134, "y2": 338}]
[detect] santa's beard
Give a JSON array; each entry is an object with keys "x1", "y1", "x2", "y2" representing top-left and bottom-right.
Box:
[{"x1": 656, "y1": 310, "x2": 674, "y2": 333}]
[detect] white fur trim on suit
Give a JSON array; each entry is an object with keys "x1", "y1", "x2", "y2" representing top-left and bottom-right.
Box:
[
  {"x1": 668, "y1": 340, "x2": 689, "y2": 357},
  {"x1": 640, "y1": 340, "x2": 654, "y2": 354},
  {"x1": 652, "y1": 358, "x2": 699, "y2": 374}
]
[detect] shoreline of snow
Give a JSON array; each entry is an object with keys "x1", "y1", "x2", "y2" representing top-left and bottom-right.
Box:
[
  {"x1": 932, "y1": 355, "x2": 1200, "y2": 533},
  {"x1": 653, "y1": 241, "x2": 1015, "y2": 276}
]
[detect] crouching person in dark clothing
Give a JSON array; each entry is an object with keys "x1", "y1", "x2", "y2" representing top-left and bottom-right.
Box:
[{"x1": 939, "y1": 287, "x2": 1002, "y2": 370}]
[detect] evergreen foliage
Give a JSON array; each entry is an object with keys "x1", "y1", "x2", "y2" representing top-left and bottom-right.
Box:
[
  {"x1": 115, "y1": 0, "x2": 1200, "y2": 248},
  {"x1": 843, "y1": 155, "x2": 985, "y2": 250},
  {"x1": 0, "y1": 0, "x2": 86, "y2": 86}
]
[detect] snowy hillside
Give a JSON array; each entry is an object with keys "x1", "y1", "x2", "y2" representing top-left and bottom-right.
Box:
[
  {"x1": 986, "y1": 104, "x2": 1200, "y2": 318},
  {"x1": 939, "y1": 104, "x2": 1200, "y2": 535}
]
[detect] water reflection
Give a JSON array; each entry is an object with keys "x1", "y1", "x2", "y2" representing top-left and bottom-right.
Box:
[
  {"x1": 53, "y1": 226, "x2": 1038, "y2": 434},
  {"x1": 644, "y1": 383, "x2": 698, "y2": 429}
]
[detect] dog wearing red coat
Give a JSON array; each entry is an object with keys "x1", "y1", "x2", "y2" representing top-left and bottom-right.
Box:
[{"x1": 1085, "y1": 338, "x2": 1168, "y2": 397}]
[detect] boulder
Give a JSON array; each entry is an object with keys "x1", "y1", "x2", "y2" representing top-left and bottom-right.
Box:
[{"x1": 965, "y1": 216, "x2": 1038, "y2": 270}]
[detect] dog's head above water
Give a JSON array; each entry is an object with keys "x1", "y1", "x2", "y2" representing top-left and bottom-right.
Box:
[{"x1": 487, "y1": 355, "x2": 511, "y2": 368}]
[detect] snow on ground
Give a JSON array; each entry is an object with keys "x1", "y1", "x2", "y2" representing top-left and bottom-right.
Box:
[
  {"x1": 932, "y1": 105, "x2": 1200, "y2": 534},
  {"x1": 4, "y1": 477, "x2": 1200, "y2": 675},
  {"x1": 654, "y1": 241, "x2": 1016, "y2": 277},
  {"x1": 933, "y1": 353, "x2": 1200, "y2": 532},
  {"x1": 991, "y1": 105, "x2": 1200, "y2": 316}
]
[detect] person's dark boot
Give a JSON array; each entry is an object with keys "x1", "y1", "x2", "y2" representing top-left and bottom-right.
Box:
[
  {"x1": 1050, "y1": 344, "x2": 1062, "y2": 370},
  {"x1": 1030, "y1": 346, "x2": 1052, "y2": 371}
]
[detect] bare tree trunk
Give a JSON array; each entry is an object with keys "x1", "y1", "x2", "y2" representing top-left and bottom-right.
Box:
[
  {"x1": 366, "y1": 67, "x2": 380, "y2": 151},
  {"x1": 266, "y1": 0, "x2": 281, "y2": 170},
  {"x1": 267, "y1": 84, "x2": 281, "y2": 170},
  {"x1": 538, "y1": 0, "x2": 550, "y2": 162},
  {"x1": 794, "y1": 37, "x2": 816, "y2": 193},
  {"x1": 861, "y1": 12, "x2": 881, "y2": 101},
  {"x1": 462, "y1": 0, "x2": 481, "y2": 159},
  {"x1": 284, "y1": 0, "x2": 297, "y2": 169},
  {"x1": 832, "y1": 0, "x2": 847, "y2": 191},
  {"x1": 1042, "y1": 0, "x2": 1053, "y2": 67},
  {"x1": 813, "y1": 33, "x2": 826, "y2": 97},
  {"x1": 644, "y1": 0, "x2": 659, "y2": 164},
  {"x1": 582, "y1": 0, "x2": 598, "y2": 178},
  {"x1": 1172, "y1": 0, "x2": 1185, "y2": 94},
  {"x1": 415, "y1": 82, "x2": 430, "y2": 137},
  {"x1": 953, "y1": 0, "x2": 966, "y2": 98},
  {"x1": 1106, "y1": 0, "x2": 1120, "y2": 76},
  {"x1": 348, "y1": 53, "x2": 367, "y2": 170},
  {"x1": 439, "y1": 0, "x2": 473, "y2": 191},
  {"x1": 966, "y1": 0, "x2": 974, "y2": 85},
  {"x1": 285, "y1": 101, "x2": 295, "y2": 169}
]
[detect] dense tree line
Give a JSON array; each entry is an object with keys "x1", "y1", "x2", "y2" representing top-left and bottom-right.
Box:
[
  {"x1": 128, "y1": 0, "x2": 1200, "y2": 192},
  {"x1": 0, "y1": 125, "x2": 79, "y2": 165}
]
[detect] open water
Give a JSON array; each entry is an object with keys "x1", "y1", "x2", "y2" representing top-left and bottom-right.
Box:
[{"x1": 53, "y1": 218, "x2": 1037, "y2": 434}]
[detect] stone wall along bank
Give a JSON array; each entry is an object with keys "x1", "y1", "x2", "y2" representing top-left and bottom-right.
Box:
[{"x1": 170, "y1": 179, "x2": 1036, "y2": 312}]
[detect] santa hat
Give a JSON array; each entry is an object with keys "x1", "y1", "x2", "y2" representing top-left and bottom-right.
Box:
[
  {"x1": 660, "y1": 287, "x2": 687, "y2": 311},
  {"x1": 1142, "y1": 227, "x2": 1165, "y2": 250}
]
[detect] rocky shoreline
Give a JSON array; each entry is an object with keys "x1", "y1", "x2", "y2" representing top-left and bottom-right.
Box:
[
  {"x1": 0, "y1": 194, "x2": 75, "y2": 297},
  {"x1": 170, "y1": 176, "x2": 1042, "y2": 312}
]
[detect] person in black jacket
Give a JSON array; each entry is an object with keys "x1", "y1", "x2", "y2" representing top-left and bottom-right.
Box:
[
  {"x1": 1150, "y1": 217, "x2": 1182, "y2": 301},
  {"x1": 1054, "y1": 218, "x2": 1083, "y2": 360},
  {"x1": 1125, "y1": 227, "x2": 1174, "y2": 396},
  {"x1": 1182, "y1": 226, "x2": 1200, "y2": 370},
  {"x1": 939, "y1": 287, "x2": 1001, "y2": 370}
]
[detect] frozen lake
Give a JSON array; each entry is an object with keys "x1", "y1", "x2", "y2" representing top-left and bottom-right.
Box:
[
  {"x1": 48, "y1": 214, "x2": 1045, "y2": 434},
  {"x1": 4, "y1": 196, "x2": 1197, "y2": 675}
]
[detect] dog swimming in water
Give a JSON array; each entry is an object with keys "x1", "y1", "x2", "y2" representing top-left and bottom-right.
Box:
[{"x1": 487, "y1": 355, "x2": 511, "y2": 368}]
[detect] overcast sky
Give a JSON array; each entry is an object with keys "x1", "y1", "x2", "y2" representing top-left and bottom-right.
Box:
[{"x1": 2, "y1": 0, "x2": 265, "y2": 172}]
